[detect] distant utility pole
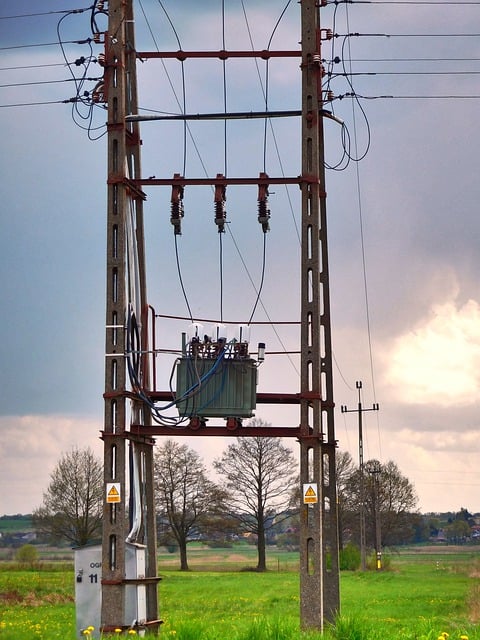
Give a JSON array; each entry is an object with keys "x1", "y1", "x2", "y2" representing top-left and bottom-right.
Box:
[
  {"x1": 341, "y1": 381, "x2": 379, "y2": 571},
  {"x1": 365, "y1": 460, "x2": 382, "y2": 570}
]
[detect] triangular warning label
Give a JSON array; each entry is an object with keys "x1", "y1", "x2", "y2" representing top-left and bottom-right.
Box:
[
  {"x1": 106, "y1": 483, "x2": 121, "y2": 503},
  {"x1": 303, "y1": 483, "x2": 318, "y2": 504}
]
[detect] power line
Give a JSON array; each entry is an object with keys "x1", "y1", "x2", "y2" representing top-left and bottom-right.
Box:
[
  {"x1": 0, "y1": 77, "x2": 102, "y2": 89},
  {"x1": 337, "y1": 31, "x2": 480, "y2": 37},
  {"x1": 0, "y1": 8, "x2": 91, "y2": 20},
  {"x1": 349, "y1": 0, "x2": 480, "y2": 4},
  {"x1": 348, "y1": 57, "x2": 480, "y2": 62},
  {"x1": 336, "y1": 70, "x2": 480, "y2": 76},
  {"x1": 0, "y1": 63, "x2": 66, "y2": 72},
  {"x1": 351, "y1": 93, "x2": 480, "y2": 99},
  {"x1": 0, "y1": 99, "x2": 76, "y2": 108},
  {"x1": 0, "y1": 39, "x2": 93, "y2": 51}
]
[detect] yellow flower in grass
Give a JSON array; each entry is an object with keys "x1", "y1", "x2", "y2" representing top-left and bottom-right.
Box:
[
  {"x1": 115, "y1": 629, "x2": 123, "y2": 634},
  {"x1": 460, "y1": 636, "x2": 468, "y2": 640},
  {"x1": 128, "y1": 631, "x2": 137, "y2": 636}
]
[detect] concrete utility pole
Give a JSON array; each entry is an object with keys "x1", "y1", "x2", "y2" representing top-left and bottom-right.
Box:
[
  {"x1": 365, "y1": 460, "x2": 383, "y2": 569},
  {"x1": 341, "y1": 381, "x2": 379, "y2": 571},
  {"x1": 99, "y1": 0, "x2": 340, "y2": 632},
  {"x1": 298, "y1": 0, "x2": 340, "y2": 630},
  {"x1": 101, "y1": 0, "x2": 160, "y2": 633}
]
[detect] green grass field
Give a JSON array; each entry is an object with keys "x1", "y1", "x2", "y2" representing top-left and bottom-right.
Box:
[{"x1": 0, "y1": 545, "x2": 479, "y2": 640}]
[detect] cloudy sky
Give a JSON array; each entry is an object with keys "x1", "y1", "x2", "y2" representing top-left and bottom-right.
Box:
[{"x1": 1, "y1": 0, "x2": 479, "y2": 516}]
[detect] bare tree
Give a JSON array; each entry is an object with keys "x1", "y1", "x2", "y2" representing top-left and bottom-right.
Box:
[
  {"x1": 281, "y1": 449, "x2": 356, "y2": 551},
  {"x1": 335, "y1": 450, "x2": 357, "y2": 549},
  {"x1": 344, "y1": 458, "x2": 418, "y2": 548},
  {"x1": 32, "y1": 447, "x2": 103, "y2": 547},
  {"x1": 213, "y1": 424, "x2": 297, "y2": 571},
  {"x1": 154, "y1": 440, "x2": 228, "y2": 571}
]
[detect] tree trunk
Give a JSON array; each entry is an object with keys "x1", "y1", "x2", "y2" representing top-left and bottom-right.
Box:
[
  {"x1": 257, "y1": 517, "x2": 267, "y2": 572},
  {"x1": 179, "y1": 538, "x2": 189, "y2": 571}
]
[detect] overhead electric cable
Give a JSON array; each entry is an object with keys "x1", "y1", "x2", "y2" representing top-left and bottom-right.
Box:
[
  {"x1": 248, "y1": 234, "x2": 268, "y2": 325},
  {"x1": 348, "y1": 57, "x2": 480, "y2": 62},
  {"x1": 0, "y1": 8, "x2": 91, "y2": 19},
  {"x1": 226, "y1": 226, "x2": 299, "y2": 375},
  {"x1": 0, "y1": 63, "x2": 66, "y2": 72},
  {"x1": 151, "y1": 0, "x2": 188, "y2": 175},
  {"x1": 0, "y1": 99, "x2": 75, "y2": 107},
  {"x1": 240, "y1": 0, "x2": 300, "y2": 242},
  {"x1": 333, "y1": 70, "x2": 480, "y2": 77},
  {"x1": 0, "y1": 39, "x2": 92, "y2": 50},
  {"x1": 221, "y1": 0, "x2": 228, "y2": 176},
  {"x1": 0, "y1": 77, "x2": 102, "y2": 88},
  {"x1": 343, "y1": 2, "x2": 381, "y2": 455},
  {"x1": 349, "y1": 93, "x2": 480, "y2": 99},
  {"x1": 174, "y1": 235, "x2": 194, "y2": 322},
  {"x1": 337, "y1": 31, "x2": 480, "y2": 37},
  {"x1": 344, "y1": 0, "x2": 480, "y2": 4},
  {"x1": 219, "y1": 0, "x2": 227, "y2": 322}
]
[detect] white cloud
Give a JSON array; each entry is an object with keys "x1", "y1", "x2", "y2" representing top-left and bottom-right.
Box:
[
  {"x1": 383, "y1": 298, "x2": 480, "y2": 407},
  {"x1": 0, "y1": 415, "x2": 103, "y2": 515},
  {"x1": 375, "y1": 428, "x2": 480, "y2": 513}
]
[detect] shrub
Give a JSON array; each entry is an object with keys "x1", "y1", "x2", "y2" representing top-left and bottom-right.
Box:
[
  {"x1": 14, "y1": 544, "x2": 38, "y2": 565},
  {"x1": 339, "y1": 543, "x2": 361, "y2": 571}
]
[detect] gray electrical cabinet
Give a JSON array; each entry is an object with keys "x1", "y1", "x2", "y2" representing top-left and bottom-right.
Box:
[{"x1": 74, "y1": 545, "x2": 102, "y2": 638}]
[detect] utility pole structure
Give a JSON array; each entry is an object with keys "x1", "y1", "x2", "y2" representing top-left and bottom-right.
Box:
[
  {"x1": 365, "y1": 460, "x2": 383, "y2": 570},
  {"x1": 341, "y1": 381, "x2": 379, "y2": 571},
  {"x1": 98, "y1": 0, "x2": 339, "y2": 632},
  {"x1": 298, "y1": 0, "x2": 340, "y2": 629},
  {"x1": 101, "y1": 0, "x2": 160, "y2": 633}
]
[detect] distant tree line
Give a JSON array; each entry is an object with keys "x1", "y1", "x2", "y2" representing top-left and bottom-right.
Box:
[{"x1": 25, "y1": 431, "x2": 480, "y2": 569}]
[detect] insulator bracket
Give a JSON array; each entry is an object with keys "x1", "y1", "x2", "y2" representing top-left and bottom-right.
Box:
[
  {"x1": 257, "y1": 172, "x2": 270, "y2": 233},
  {"x1": 214, "y1": 173, "x2": 227, "y2": 233},
  {"x1": 170, "y1": 173, "x2": 184, "y2": 235}
]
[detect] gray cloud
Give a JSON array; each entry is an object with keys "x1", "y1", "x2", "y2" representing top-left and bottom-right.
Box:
[{"x1": 1, "y1": 0, "x2": 479, "y2": 515}]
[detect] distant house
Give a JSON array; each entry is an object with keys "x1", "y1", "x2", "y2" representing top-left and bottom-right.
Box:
[{"x1": 435, "y1": 529, "x2": 446, "y2": 543}]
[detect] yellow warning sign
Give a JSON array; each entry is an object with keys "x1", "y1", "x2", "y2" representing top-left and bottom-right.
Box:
[
  {"x1": 303, "y1": 483, "x2": 318, "y2": 504},
  {"x1": 106, "y1": 482, "x2": 121, "y2": 504}
]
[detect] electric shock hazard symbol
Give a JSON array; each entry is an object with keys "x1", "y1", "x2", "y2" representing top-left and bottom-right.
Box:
[
  {"x1": 106, "y1": 483, "x2": 121, "y2": 503},
  {"x1": 303, "y1": 483, "x2": 318, "y2": 504}
]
